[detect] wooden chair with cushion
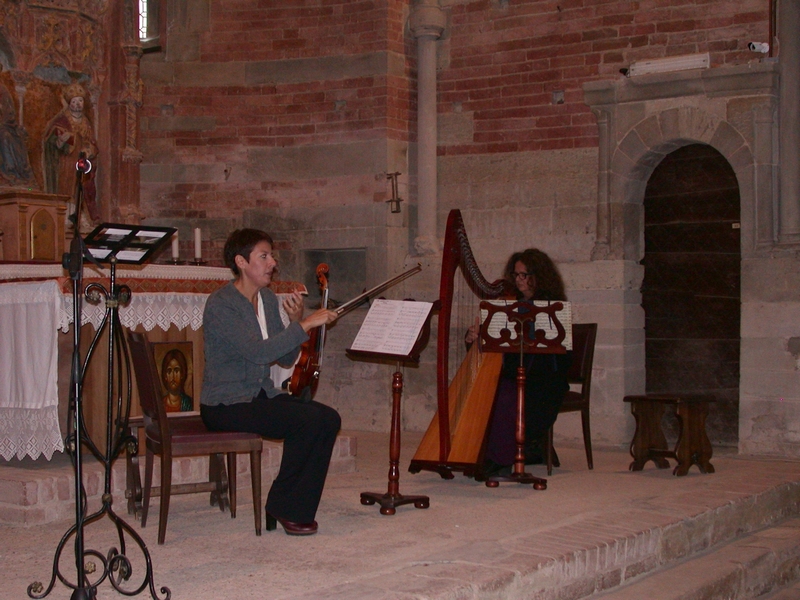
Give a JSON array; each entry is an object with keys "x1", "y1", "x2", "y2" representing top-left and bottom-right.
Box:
[
  {"x1": 546, "y1": 323, "x2": 598, "y2": 476},
  {"x1": 126, "y1": 330, "x2": 263, "y2": 544}
]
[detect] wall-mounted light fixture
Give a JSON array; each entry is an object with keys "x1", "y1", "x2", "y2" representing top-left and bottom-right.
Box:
[
  {"x1": 626, "y1": 53, "x2": 710, "y2": 77},
  {"x1": 386, "y1": 172, "x2": 403, "y2": 213}
]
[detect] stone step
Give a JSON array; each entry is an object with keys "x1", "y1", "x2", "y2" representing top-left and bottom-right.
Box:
[
  {"x1": 758, "y1": 580, "x2": 800, "y2": 599},
  {"x1": 0, "y1": 434, "x2": 356, "y2": 527},
  {"x1": 590, "y1": 517, "x2": 800, "y2": 600}
]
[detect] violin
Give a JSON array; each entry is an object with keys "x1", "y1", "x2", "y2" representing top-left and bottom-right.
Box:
[
  {"x1": 287, "y1": 263, "x2": 329, "y2": 400},
  {"x1": 286, "y1": 262, "x2": 423, "y2": 400}
]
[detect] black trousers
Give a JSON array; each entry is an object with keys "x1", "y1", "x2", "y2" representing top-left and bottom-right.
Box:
[{"x1": 201, "y1": 391, "x2": 341, "y2": 523}]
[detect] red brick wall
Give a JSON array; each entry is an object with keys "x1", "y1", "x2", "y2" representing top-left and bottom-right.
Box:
[
  {"x1": 437, "y1": 0, "x2": 770, "y2": 155},
  {"x1": 139, "y1": 1, "x2": 415, "y2": 223},
  {"x1": 139, "y1": 0, "x2": 770, "y2": 222},
  {"x1": 201, "y1": 1, "x2": 396, "y2": 60}
]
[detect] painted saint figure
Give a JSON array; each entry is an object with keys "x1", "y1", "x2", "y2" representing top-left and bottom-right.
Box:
[
  {"x1": 0, "y1": 79, "x2": 35, "y2": 186},
  {"x1": 42, "y1": 82, "x2": 100, "y2": 223},
  {"x1": 160, "y1": 349, "x2": 193, "y2": 413}
]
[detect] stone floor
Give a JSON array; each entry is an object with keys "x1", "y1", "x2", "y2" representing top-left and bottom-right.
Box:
[{"x1": 2, "y1": 431, "x2": 800, "y2": 600}]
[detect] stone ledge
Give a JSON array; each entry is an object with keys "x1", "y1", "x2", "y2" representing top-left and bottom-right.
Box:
[{"x1": 0, "y1": 434, "x2": 356, "y2": 527}]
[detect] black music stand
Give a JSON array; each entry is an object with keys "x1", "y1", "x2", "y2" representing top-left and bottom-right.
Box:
[
  {"x1": 347, "y1": 299, "x2": 433, "y2": 515},
  {"x1": 478, "y1": 300, "x2": 569, "y2": 491},
  {"x1": 31, "y1": 222, "x2": 174, "y2": 600}
]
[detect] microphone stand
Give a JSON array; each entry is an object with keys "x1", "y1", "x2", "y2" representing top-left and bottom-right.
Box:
[{"x1": 29, "y1": 157, "x2": 169, "y2": 600}]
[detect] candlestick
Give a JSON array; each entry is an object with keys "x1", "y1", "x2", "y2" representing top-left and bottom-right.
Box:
[
  {"x1": 194, "y1": 228, "x2": 202, "y2": 259},
  {"x1": 171, "y1": 232, "x2": 179, "y2": 259}
]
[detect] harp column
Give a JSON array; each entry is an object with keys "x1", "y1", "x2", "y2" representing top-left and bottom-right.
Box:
[{"x1": 410, "y1": 2, "x2": 446, "y2": 256}]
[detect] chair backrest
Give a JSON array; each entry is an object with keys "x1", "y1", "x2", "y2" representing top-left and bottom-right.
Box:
[
  {"x1": 567, "y1": 323, "x2": 598, "y2": 402},
  {"x1": 126, "y1": 329, "x2": 170, "y2": 446}
]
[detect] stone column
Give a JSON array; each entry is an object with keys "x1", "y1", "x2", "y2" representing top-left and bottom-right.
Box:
[
  {"x1": 590, "y1": 108, "x2": 612, "y2": 260},
  {"x1": 409, "y1": 2, "x2": 446, "y2": 255},
  {"x1": 779, "y1": 0, "x2": 800, "y2": 243}
]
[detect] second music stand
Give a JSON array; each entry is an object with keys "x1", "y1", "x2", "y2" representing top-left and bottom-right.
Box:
[{"x1": 478, "y1": 300, "x2": 569, "y2": 490}]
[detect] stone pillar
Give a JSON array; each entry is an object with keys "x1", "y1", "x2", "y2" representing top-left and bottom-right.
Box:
[
  {"x1": 779, "y1": 0, "x2": 800, "y2": 243},
  {"x1": 409, "y1": 2, "x2": 446, "y2": 256},
  {"x1": 591, "y1": 108, "x2": 613, "y2": 260}
]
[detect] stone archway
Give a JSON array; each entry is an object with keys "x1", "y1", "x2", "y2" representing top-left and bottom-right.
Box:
[{"x1": 582, "y1": 64, "x2": 779, "y2": 449}]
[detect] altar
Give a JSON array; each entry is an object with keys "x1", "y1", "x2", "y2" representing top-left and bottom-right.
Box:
[{"x1": 0, "y1": 262, "x2": 304, "y2": 460}]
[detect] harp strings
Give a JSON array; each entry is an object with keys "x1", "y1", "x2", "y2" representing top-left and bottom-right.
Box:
[{"x1": 449, "y1": 263, "x2": 484, "y2": 427}]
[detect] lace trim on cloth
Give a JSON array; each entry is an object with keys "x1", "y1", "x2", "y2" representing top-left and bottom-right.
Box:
[
  {"x1": 62, "y1": 292, "x2": 209, "y2": 332},
  {"x1": 0, "y1": 406, "x2": 64, "y2": 460}
]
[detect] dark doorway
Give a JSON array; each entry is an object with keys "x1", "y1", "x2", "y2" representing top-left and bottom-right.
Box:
[{"x1": 641, "y1": 143, "x2": 741, "y2": 448}]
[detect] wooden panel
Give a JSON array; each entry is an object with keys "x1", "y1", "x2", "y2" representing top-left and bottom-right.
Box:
[{"x1": 0, "y1": 191, "x2": 70, "y2": 261}]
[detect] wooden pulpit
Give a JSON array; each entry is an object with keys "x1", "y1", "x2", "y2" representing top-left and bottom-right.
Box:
[{"x1": 0, "y1": 190, "x2": 70, "y2": 261}]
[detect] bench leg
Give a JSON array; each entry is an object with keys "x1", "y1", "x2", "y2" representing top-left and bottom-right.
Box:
[
  {"x1": 673, "y1": 402, "x2": 715, "y2": 476},
  {"x1": 628, "y1": 399, "x2": 671, "y2": 471}
]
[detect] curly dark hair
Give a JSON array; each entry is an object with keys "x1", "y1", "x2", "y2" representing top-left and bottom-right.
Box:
[
  {"x1": 503, "y1": 248, "x2": 566, "y2": 301},
  {"x1": 223, "y1": 228, "x2": 274, "y2": 276}
]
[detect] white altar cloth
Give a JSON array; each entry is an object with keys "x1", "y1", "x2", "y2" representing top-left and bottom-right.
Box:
[
  {"x1": 0, "y1": 280, "x2": 66, "y2": 460},
  {"x1": 0, "y1": 264, "x2": 304, "y2": 461}
]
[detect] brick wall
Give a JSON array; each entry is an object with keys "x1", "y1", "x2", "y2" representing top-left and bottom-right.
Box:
[
  {"x1": 437, "y1": 0, "x2": 770, "y2": 155},
  {"x1": 139, "y1": 0, "x2": 413, "y2": 225},
  {"x1": 140, "y1": 1, "x2": 769, "y2": 222}
]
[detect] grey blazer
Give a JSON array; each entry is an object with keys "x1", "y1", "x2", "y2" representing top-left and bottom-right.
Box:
[{"x1": 200, "y1": 281, "x2": 307, "y2": 406}]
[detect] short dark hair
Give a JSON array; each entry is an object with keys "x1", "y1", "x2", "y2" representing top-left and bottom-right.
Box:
[
  {"x1": 504, "y1": 248, "x2": 567, "y2": 301},
  {"x1": 223, "y1": 229, "x2": 274, "y2": 276}
]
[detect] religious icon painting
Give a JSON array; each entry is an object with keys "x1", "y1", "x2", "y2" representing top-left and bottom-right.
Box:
[{"x1": 152, "y1": 341, "x2": 195, "y2": 413}]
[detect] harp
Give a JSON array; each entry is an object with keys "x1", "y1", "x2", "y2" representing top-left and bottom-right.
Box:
[{"x1": 408, "y1": 209, "x2": 514, "y2": 479}]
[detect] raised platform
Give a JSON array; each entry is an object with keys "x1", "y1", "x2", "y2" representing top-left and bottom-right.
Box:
[
  {"x1": 0, "y1": 434, "x2": 356, "y2": 527},
  {"x1": 3, "y1": 432, "x2": 800, "y2": 599}
]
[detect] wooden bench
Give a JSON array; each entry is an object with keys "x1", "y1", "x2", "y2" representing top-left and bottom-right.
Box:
[{"x1": 623, "y1": 394, "x2": 715, "y2": 476}]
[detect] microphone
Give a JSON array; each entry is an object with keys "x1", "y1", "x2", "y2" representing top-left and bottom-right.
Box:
[{"x1": 75, "y1": 153, "x2": 92, "y2": 174}]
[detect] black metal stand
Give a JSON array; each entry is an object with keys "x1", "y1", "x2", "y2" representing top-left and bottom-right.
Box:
[{"x1": 29, "y1": 159, "x2": 170, "y2": 600}]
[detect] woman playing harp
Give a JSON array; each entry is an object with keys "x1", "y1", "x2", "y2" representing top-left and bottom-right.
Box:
[
  {"x1": 468, "y1": 249, "x2": 572, "y2": 477},
  {"x1": 409, "y1": 210, "x2": 571, "y2": 479}
]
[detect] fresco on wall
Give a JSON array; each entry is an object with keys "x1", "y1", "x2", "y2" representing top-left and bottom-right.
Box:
[
  {"x1": 0, "y1": 70, "x2": 35, "y2": 187},
  {"x1": 42, "y1": 81, "x2": 99, "y2": 221},
  {"x1": 0, "y1": 3, "x2": 109, "y2": 226}
]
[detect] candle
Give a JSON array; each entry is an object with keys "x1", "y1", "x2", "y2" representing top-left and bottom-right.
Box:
[
  {"x1": 194, "y1": 228, "x2": 202, "y2": 259},
  {"x1": 171, "y1": 232, "x2": 179, "y2": 259}
]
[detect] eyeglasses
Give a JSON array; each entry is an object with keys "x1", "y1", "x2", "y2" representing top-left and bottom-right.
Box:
[{"x1": 512, "y1": 271, "x2": 530, "y2": 279}]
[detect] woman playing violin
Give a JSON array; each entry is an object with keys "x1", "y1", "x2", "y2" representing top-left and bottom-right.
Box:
[{"x1": 200, "y1": 228, "x2": 339, "y2": 536}]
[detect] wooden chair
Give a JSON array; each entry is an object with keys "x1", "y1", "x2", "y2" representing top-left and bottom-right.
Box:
[
  {"x1": 546, "y1": 323, "x2": 598, "y2": 476},
  {"x1": 126, "y1": 330, "x2": 263, "y2": 544}
]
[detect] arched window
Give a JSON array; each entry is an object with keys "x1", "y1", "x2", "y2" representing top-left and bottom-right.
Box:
[{"x1": 138, "y1": 0, "x2": 161, "y2": 51}]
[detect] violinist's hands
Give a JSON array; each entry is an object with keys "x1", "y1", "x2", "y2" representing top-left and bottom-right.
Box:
[
  {"x1": 282, "y1": 291, "x2": 305, "y2": 323},
  {"x1": 465, "y1": 317, "x2": 480, "y2": 345},
  {"x1": 300, "y1": 308, "x2": 338, "y2": 333}
]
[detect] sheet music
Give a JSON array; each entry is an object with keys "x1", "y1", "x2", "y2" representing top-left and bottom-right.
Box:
[
  {"x1": 480, "y1": 300, "x2": 572, "y2": 350},
  {"x1": 350, "y1": 299, "x2": 433, "y2": 356}
]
